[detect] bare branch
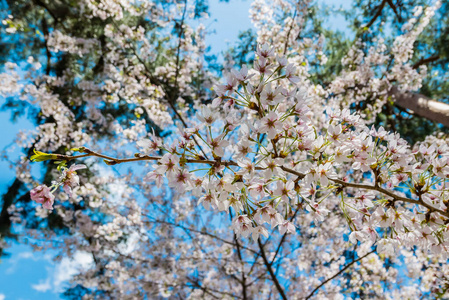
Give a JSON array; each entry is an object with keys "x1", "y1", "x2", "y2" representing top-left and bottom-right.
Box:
[
  {"x1": 412, "y1": 54, "x2": 440, "y2": 69},
  {"x1": 386, "y1": 0, "x2": 401, "y2": 22},
  {"x1": 304, "y1": 249, "x2": 376, "y2": 299},
  {"x1": 257, "y1": 238, "x2": 288, "y2": 300},
  {"x1": 174, "y1": 0, "x2": 188, "y2": 90},
  {"x1": 146, "y1": 219, "x2": 258, "y2": 254},
  {"x1": 363, "y1": 0, "x2": 387, "y2": 29}
]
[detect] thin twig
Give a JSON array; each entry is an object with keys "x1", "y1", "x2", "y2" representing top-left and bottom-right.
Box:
[
  {"x1": 270, "y1": 208, "x2": 300, "y2": 265},
  {"x1": 113, "y1": 21, "x2": 210, "y2": 159},
  {"x1": 283, "y1": 8, "x2": 297, "y2": 55},
  {"x1": 304, "y1": 249, "x2": 376, "y2": 299},
  {"x1": 146, "y1": 219, "x2": 258, "y2": 254},
  {"x1": 174, "y1": 0, "x2": 188, "y2": 90},
  {"x1": 229, "y1": 209, "x2": 249, "y2": 300},
  {"x1": 257, "y1": 238, "x2": 288, "y2": 300}
]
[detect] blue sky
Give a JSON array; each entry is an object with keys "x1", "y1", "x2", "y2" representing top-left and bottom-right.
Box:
[
  {"x1": 0, "y1": 245, "x2": 92, "y2": 300},
  {"x1": 0, "y1": 0, "x2": 351, "y2": 298},
  {"x1": 204, "y1": 0, "x2": 253, "y2": 54}
]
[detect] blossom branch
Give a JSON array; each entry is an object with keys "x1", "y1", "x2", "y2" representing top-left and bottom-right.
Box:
[
  {"x1": 331, "y1": 178, "x2": 449, "y2": 217},
  {"x1": 41, "y1": 147, "x2": 449, "y2": 218}
]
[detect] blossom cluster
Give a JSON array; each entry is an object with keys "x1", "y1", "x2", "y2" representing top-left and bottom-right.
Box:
[
  {"x1": 30, "y1": 162, "x2": 86, "y2": 210},
  {"x1": 132, "y1": 43, "x2": 449, "y2": 256},
  {"x1": 27, "y1": 29, "x2": 449, "y2": 257}
]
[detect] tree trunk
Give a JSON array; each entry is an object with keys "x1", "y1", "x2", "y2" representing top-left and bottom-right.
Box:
[{"x1": 390, "y1": 87, "x2": 449, "y2": 128}]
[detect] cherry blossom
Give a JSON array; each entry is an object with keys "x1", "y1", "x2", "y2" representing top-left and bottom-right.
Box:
[{"x1": 30, "y1": 185, "x2": 55, "y2": 210}]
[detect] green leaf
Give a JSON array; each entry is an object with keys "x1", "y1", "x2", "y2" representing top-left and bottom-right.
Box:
[
  {"x1": 70, "y1": 147, "x2": 86, "y2": 152},
  {"x1": 30, "y1": 149, "x2": 58, "y2": 162},
  {"x1": 55, "y1": 160, "x2": 68, "y2": 171}
]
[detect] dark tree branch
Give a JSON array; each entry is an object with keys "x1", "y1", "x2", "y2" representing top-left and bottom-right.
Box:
[
  {"x1": 283, "y1": 8, "x2": 297, "y2": 55},
  {"x1": 270, "y1": 208, "x2": 300, "y2": 265},
  {"x1": 41, "y1": 18, "x2": 51, "y2": 75},
  {"x1": 412, "y1": 54, "x2": 440, "y2": 69},
  {"x1": 174, "y1": 0, "x2": 188, "y2": 91},
  {"x1": 56, "y1": 148, "x2": 449, "y2": 217},
  {"x1": 32, "y1": 0, "x2": 59, "y2": 25},
  {"x1": 304, "y1": 249, "x2": 376, "y2": 299},
  {"x1": 229, "y1": 209, "x2": 248, "y2": 300},
  {"x1": 386, "y1": 0, "x2": 401, "y2": 21},
  {"x1": 146, "y1": 219, "x2": 257, "y2": 254},
  {"x1": 364, "y1": 0, "x2": 387, "y2": 29},
  {"x1": 331, "y1": 81, "x2": 449, "y2": 130},
  {"x1": 257, "y1": 238, "x2": 288, "y2": 300}
]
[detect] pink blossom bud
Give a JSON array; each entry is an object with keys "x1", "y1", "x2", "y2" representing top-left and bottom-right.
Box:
[{"x1": 30, "y1": 185, "x2": 55, "y2": 210}]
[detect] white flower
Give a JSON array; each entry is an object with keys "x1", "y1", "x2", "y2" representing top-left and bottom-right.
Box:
[
  {"x1": 207, "y1": 133, "x2": 229, "y2": 157},
  {"x1": 279, "y1": 221, "x2": 295, "y2": 235},
  {"x1": 231, "y1": 65, "x2": 254, "y2": 82},
  {"x1": 62, "y1": 164, "x2": 87, "y2": 196},
  {"x1": 154, "y1": 154, "x2": 179, "y2": 177},
  {"x1": 145, "y1": 171, "x2": 164, "y2": 188},
  {"x1": 252, "y1": 226, "x2": 269, "y2": 240},
  {"x1": 256, "y1": 43, "x2": 275, "y2": 58},
  {"x1": 168, "y1": 168, "x2": 191, "y2": 193},
  {"x1": 285, "y1": 64, "x2": 300, "y2": 84},
  {"x1": 259, "y1": 112, "x2": 282, "y2": 139},
  {"x1": 260, "y1": 83, "x2": 283, "y2": 106},
  {"x1": 197, "y1": 106, "x2": 219, "y2": 126},
  {"x1": 273, "y1": 180, "x2": 295, "y2": 203}
]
